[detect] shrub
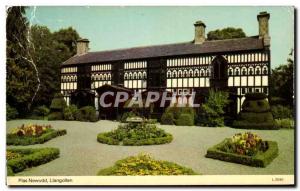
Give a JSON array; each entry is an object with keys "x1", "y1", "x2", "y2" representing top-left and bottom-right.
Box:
[
  {"x1": 161, "y1": 106, "x2": 195, "y2": 125},
  {"x1": 63, "y1": 104, "x2": 78, "y2": 121},
  {"x1": 120, "y1": 112, "x2": 137, "y2": 123},
  {"x1": 97, "y1": 122, "x2": 173, "y2": 146},
  {"x1": 271, "y1": 105, "x2": 293, "y2": 119},
  {"x1": 233, "y1": 93, "x2": 276, "y2": 130},
  {"x1": 33, "y1": 105, "x2": 50, "y2": 117},
  {"x1": 6, "y1": 104, "x2": 18, "y2": 120},
  {"x1": 50, "y1": 93, "x2": 67, "y2": 111},
  {"x1": 75, "y1": 106, "x2": 98, "y2": 122},
  {"x1": 97, "y1": 132, "x2": 119, "y2": 145},
  {"x1": 7, "y1": 148, "x2": 60, "y2": 175},
  {"x1": 176, "y1": 113, "x2": 194, "y2": 126},
  {"x1": 48, "y1": 112, "x2": 64, "y2": 120},
  {"x1": 196, "y1": 90, "x2": 229, "y2": 127},
  {"x1": 97, "y1": 153, "x2": 197, "y2": 175},
  {"x1": 7, "y1": 128, "x2": 67, "y2": 146},
  {"x1": 275, "y1": 118, "x2": 294, "y2": 129},
  {"x1": 161, "y1": 112, "x2": 174, "y2": 125}
]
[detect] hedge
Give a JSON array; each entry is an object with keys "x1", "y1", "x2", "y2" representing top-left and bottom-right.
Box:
[
  {"x1": 233, "y1": 93, "x2": 276, "y2": 130},
  {"x1": 175, "y1": 113, "x2": 194, "y2": 126},
  {"x1": 97, "y1": 132, "x2": 173, "y2": 146},
  {"x1": 232, "y1": 121, "x2": 277, "y2": 130},
  {"x1": 160, "y1": 112, "x2": 174, "y2": 125},
  {"x1": 122, "y1": 133, "x2": 173, "y2": 146},
  {"x1": 97, "y1": 132, "x2": 119, "y2": 145},
  {"x1": 205, "y1": 138, "x2": 278, "y2": 167},
  {"x1": 7, "y1": 129, "x2": 67, "y2": 146},
  {"x1": 7, "y1": 147, "x2": 60, "y2": 175},
  {"x1": 75, "y1": 106, "x2": 98, "y2": 122},
  {"x1": 50, "y1": 93, "x2": 66, "y2": 110},
  {"x1": 48, "y1": 112, "x2": 64, "y2": 120},
  {"x1": 242, "y1": 100, "x2": 270, "y2": 113}
]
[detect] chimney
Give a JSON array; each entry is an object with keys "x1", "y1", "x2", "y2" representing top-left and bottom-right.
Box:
[
  {"x1": 257, "y1": 11, "x2": 270, "y2": 46},
  {"x1": 194, "y1": 21, "x2": 206, "y2": 44},
  {"x1": 76, "y1": 38, "x2": 89, "y2": 55}
]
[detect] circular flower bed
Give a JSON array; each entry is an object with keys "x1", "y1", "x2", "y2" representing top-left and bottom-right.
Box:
[
  {"x1": 7, "y1": 124, "x2": 67, "y2": 145},
  {"x1": 97, "y1": 122, "x2": 173, "y2": 146},
  {"x1": 97, "y1": 153, "x2": 197, "y2": 175}
]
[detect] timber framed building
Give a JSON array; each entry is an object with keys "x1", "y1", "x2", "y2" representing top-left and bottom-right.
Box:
[{"x1": 60, "y1": 11, "x2": 271, "y2": 118}]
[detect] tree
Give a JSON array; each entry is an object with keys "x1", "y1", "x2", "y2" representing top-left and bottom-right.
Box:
[
  {"x1": 30, "y1": 25, "x2": 80, "y2": 107},
  {"x1": 6, "y1": 6, "x2": 38, "y2": 116},
  {"x1": 270, "y1": 49, "x2": 294, "y2": 106},
  {"x1": 207, "y1": 27, "x2": 246, "y2": 40},
  {"x1": 196, "y1": 90, "x2": 229, "y2": 127},
  {"x1": 53, "y1": 27, "x2": 80, "y2": 56}
]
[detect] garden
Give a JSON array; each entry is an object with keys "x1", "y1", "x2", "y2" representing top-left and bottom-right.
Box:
[{"x1": 6, "y1": 89, "x2": 295, "y2": 176}]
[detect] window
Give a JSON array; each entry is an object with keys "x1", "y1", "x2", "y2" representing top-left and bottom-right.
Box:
[
  {"x1": 263, "y1": 87, "x2": 268, "y2": 94},
  {"x1": 235, "y1": 68, "x2": 240, "y2": 75},
  {"x1": 242, "y1": 88, "x2": 246, "y2": 94}
]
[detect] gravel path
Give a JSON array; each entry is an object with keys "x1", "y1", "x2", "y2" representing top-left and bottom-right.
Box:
[{"x1": 7, "y1": 120, "x2": 294, "y2": 176}]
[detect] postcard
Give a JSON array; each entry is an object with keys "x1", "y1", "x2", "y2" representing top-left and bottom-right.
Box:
[{"x1": 6, "y1": 6, "x2": 295, "y2": 186}]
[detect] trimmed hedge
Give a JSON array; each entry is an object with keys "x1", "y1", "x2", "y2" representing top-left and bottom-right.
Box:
[
  {"x1": 97, "y1": 132, "x2": 119, "y2": 145},
  {"x1": 232, "y1": 93, "x2": 276, "y2": 130},
  {"x1": 232, "y1": 121, "x2": 276, "y2": 130},
  {"x1": 160, "y1": 112, "x2": 174, "y2": 125},
  {"x1": 122, "y1": 133, "x2": 173, "y2": 146},
  {"x1": 7, "y1": 148, "x2": 60, "y2": 175},
  {"x1": 75, "y1": 106, "x2": 98, "y2": 122},
  {"x1": 176, "y1": 113, "x2": 194, "y2": 126},
  {"x1": 50, "y1": 93, "x2": 66, "y2": 110},
  {"x1": 97, "y1": 132, "x2": 173, "y2": 146},
  {"x1": 205, "y1": 138, "x2": 279, "y2": 167},
  {"x1": 275, "y1": 118, "x2": 294, "y2": 129},
  {"x1": 161, "y1": 106, "x2": 195, "y2": 126},
  {"x1": 7, "y1": 129, "x2": 67, "y2": 145},
  {"x1": 48, "y1": 112, "x2": 64, "y2": 120}
]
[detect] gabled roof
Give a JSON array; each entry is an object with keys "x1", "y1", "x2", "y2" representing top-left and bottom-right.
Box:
[{"x1": 62, "y1": 36, "x2": 264, "y2": 66}]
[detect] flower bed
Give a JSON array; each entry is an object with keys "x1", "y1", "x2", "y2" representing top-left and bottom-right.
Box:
[
  {"x1": 97, "y1": 153, "x2": 197, "y2": 175},
  {"x1": 205, "y1": 132, "x2": 278, "y2": 167},
  {"x1": 7, "y1": 147, "x2": 60, "y2": 176},
  {"x1": 7, "y1": 124, "x2": 67, "y2": 145},
  {"x1": 97, "y1": 122, "x2": 173, "y2": 146}
]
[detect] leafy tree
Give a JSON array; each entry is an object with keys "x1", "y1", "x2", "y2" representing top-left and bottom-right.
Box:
[
  {"x1": 6, "y1": 6, "x2": 38, "y2": 116},
  {"x1": 196, "y1": 90, "x2": 229, "y2": 127},
  {"x1": 30, "y1": 25, "x2": 80, "y2": 107},
  {"x1": 207, "y1": 27, "x2": 246, "y2": 40},
  {"x1": 53, "y1": 27, "x2": 80, "y2": 56},
  {"x1": 270, "y1": 50, "x2": 294, "y2": 106}
]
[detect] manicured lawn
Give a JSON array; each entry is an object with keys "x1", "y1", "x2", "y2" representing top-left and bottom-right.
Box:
[{"x1": 6, "y1": 120, "x2": 294, "y2": 176}]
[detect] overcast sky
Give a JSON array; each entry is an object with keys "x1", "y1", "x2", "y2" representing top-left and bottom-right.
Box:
[{"x1": 25, "y1": 6, "x2": 294, "y2": 68}]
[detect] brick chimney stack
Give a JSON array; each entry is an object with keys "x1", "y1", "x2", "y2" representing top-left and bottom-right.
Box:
[
  {"x1": 194, "y1": 21, "x2": 206, "y2": 44},
  {"x1": 257, "y1": 11, "x2": 270, "y2": 47},
  {"x1": 76, "y1": 38, "x2": 90, "y2": 55}
]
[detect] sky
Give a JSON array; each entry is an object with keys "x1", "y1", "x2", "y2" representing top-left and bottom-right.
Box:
[{"x1": 25, "y1": 6, "x2": 294, "y2": 68}]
